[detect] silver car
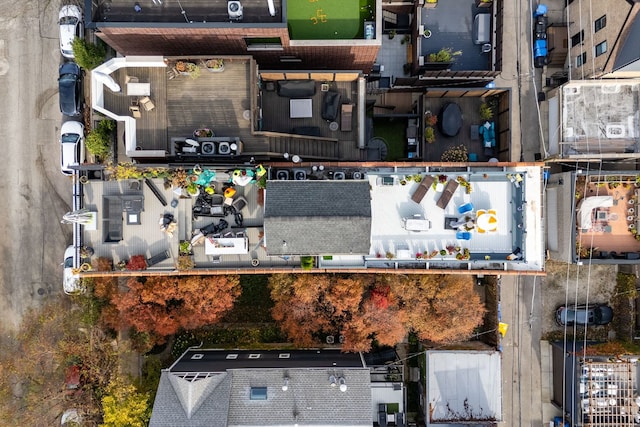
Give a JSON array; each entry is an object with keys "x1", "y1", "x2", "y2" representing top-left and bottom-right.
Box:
[
  {"x1": 60, "y1": 121, "x2": 85, "y2": 175},
  {"x1": 59, "y1": 5, "x2": 84, "y2": 59}
]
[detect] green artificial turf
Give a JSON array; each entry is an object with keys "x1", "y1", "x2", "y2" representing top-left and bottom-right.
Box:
[
  {"x1": 288, "y1": 0, "x2": 362, "y2": 40},
  {"x1": 373, "y1": 118, "x2": 406, "y2": 161}
]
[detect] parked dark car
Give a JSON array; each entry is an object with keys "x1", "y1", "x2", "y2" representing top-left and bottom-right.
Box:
[
  {"x1": 555, "y1": 304, "x2": 613, "y2": 326},
  {"x1": 533, "y1": 4, "x2": 549, "y2": 68},
  {"x1": 59, "y1": 62, "x2": 82, "y2": 116}
]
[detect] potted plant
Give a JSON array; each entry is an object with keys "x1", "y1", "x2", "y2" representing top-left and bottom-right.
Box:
[
  {"x1": 477, "y1": 0, "x2": 492, "y2": 7},
  {"x1": 424, "y1": 126, "x2": 436, "y2": 144},
  {"x1": 193, "y1": 128, "x2": 214, "y2": 138},
  {"x1": 388, "y1": 30, "x2": 397, "y2": 40},
  {"x1": 203, "y1": 58, "x2": 224, "y2": 72},
  {"x1": 480, "y1": 102, "x2": 494, "y2": 121},
  {"x1": 179, "y1": 240, "x2": 193, "y2": 256},
  {"x1": 424, "y1": 0, "x2": 437, "y2": 8},
  {"x1": 425, "y1": 111, "x2": 438, "y2": 127},
  {"x1": 175, "y1": 61, "x2": 200, "y2": 79}
]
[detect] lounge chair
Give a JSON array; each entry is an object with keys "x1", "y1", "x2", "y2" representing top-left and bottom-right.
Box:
[
  {"x1": 436, "y1": 180, "x2": 460, "y2": 209},
  {"x1": 456, "y1": 231, "x2": 472, "y2": 240},
  {"x1": 458, "y1": 202, "x2": 474, "y2": 215},
  {"x1": 341, "y1": 104, "x2": 353, "y2": 131},
  {"x1": 411, "y1": 175, "x2": 435, "y2": 204}
]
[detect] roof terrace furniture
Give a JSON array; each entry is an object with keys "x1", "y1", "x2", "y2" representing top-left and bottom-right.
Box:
[
  {"x1": 436, "y1": 180, "x2": 460, "y2": 209},
  {"x1": 277, "y1": 80, "x2": 317, "y2": 98},
  {"x1": 126, "y1": 82, "x2": 150, "y2": 96},
  {"x1": 129, "y1": 105, "x2": 141, "y2": 119},
  {"x1": 411, "y1": 175, "x2": 436, "y2": 204},
  {"x1": 438, "y1": 103, "x2": 463, "y2": 137},
  {"x1": 193, "y1": 194, "x2": 225, "y2": 219},
  {"x1": 232, "y1": 195, "x2": 248, "y2": 213},
  {"x1": 139, "y1": 96, "x2": 155, "y2": 112},
  {"x1": 290, "y1": 99, "x2": 313, "y2": 118},
  {"x1": 321, "y1": 91, "x2": 341, "y2": 121},
  {"x1": 205, "y1": 236, "x2": 249, "y2": 255},
  {"x1": 403, "y1": 216, "x2": 431, "y2": 231},
  {"x1": 102, "y1": 196, "x2": 123, "y2": 243},
  {"x1": 341, "y1": 104, "x2": 353, "y2": 131},
  {"x1": 147, "y1": 250, "x2": 170, "y2": 267}
]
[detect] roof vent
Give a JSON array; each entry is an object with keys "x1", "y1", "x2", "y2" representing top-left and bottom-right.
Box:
[
  {"x1": 329, "y1": 375, "x2": 337, "y2": 387},
  {"x1": 218, "y1": 141, "x2": 231, "y2": 155},
  {"x1": 333, "y1": 171, "x2": 345, "y2": 180},
  {"x1": 226, "y1": 354, "x2": 238, "y2": 359},
  {"x1": 248, "y1": 353, "x2": 261, "y2": 359},
  {"x1": 338, "y1": 377, "x2": 347, "y2": 392},
  {"x1": 191, "y1": 353, "x2": 204, "y2": 360},
  {"x1": 276, "y1": 170, "x2": 289, "y2": 180},
  {"x1": 352, "y1": 171, "x2": 363, "y2": 179},
  {"x1": 228, "y1": 0, "x2": 243, "y2": 20}
]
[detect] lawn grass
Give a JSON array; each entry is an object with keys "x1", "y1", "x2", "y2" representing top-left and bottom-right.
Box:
[
  {"x1": 373, "y1": 118, "x2": 406, "y2": 161},
  {"x1": 288, "y1": 0, "x2": 361, "y2": 40}
]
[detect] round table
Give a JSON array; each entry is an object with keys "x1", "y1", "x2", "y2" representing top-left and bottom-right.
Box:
[
  {"x1": 329, "y1": 121, "x2": 339, "y2": 131},
  {"x1": 477, "y1": 213, "x2": 498, "y2": 232},
  {"x1": 438, "y1": 102, "x2": 463, "y2": 137}
]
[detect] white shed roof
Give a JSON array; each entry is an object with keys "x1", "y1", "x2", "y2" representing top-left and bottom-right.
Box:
[{"x1": 426, "y1": 350, "x2": 502, "y2": 424}]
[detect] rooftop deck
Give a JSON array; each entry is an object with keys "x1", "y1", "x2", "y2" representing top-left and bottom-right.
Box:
[
  {"x1": 93, "y1": 0, "x2": 283, "y2": 24},
  {"x1": 99, "y1": 57, "x2": 268, "y2": 155}
]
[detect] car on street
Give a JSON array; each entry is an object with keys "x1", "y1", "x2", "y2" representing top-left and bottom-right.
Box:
[
  {"x1": 555, "y1": 303, "x2": 613, "y2": 326},
  {"x1": 60, "y1": 121, "x2": 85, "y2": 175},
  {"x1": 59, "y1": 5, "x2": 84, "y2": 59},
  {"x1": 62, "y1": 245, "x2": 84, "y2": 295},
  {"x1": 58, "y1": 62, "x2": 82, "y2": 116},
  {"x1": 533, "y1": 4, "x2": 549, "y2": 68}
]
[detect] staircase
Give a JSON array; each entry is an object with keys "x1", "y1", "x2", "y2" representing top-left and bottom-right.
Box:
[{"x1": 268, "y1": 135, "x2": 341, "y2": 160}]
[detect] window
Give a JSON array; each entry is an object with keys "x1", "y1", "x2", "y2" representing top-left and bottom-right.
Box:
[
  {"x1": 571, "y1": 30, "x2": 584, "y2": 47},
  {"x1": 595, "y1": 41, "x2": 607, "y2": 57},
  {"x1": 576, "y1": 52, "x2": 587, "y2": 67},
  {"x1": 595, "y1": 15, "x2": 606, "y2": 32},
  {"x1": 245, "y1": 37, "x2": 283, "y2": 51},
  {"x1": 250, "y1": 387, "x2": 267, "y2": 400}
]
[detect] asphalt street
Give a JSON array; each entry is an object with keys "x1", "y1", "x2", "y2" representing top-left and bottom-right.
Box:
[{"x1": 0, "y1": 0, "x2": 74, "y2": 334}]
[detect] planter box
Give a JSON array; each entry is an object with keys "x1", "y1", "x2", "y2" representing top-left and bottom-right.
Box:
[
  {"x1": 423, "y1": 1, "x2": 437, "y2": 8},
  {"x1": 421, "y1": 62, "x2": 452, "y2": 71},
  {"x1": 477, "y1": 0, "x2": 492, "y2": 7}
]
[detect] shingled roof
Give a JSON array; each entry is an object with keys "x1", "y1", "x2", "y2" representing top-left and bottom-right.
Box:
[
  {"x1": 264, "y1": 181, "x2": 372, "y2": 255},
  {"x1": 149, "y1": 350, "x2": 373, "y2": 426}
]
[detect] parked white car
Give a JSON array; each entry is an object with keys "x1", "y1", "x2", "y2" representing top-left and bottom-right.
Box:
[
  {"x1": 62, "y1": 245, "x2": 84, "y2": 295},
  {"x1": 60, "y1": 121, "x2": 85, "y2": 176},
  {"x1": 59, "y1": 5, "x2": 84, "y2": 59}
]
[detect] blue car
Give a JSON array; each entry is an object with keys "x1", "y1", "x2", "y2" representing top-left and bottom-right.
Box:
[
  {"x1": 59, "y1": 62, "x2": 83, "y2": 116},
  {"x1": 533, "y1": 4, "x2": 549, "y2": 68}
]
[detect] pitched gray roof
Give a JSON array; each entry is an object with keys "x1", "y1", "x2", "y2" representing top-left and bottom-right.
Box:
[
  {"x1": 264, "y1": 181, "x2": 372, "y2": 255},
  {"x1": 227, "y1": 368, "x2": 372, "y2": 426},
  {"x1": 150, "y1": 366, "x2": 373, "y2": 426},
  {"x1": 149, "y1": 371, "x2": 231, "y2": 427}
]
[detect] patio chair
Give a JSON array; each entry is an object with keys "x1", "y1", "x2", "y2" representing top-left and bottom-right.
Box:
[
  {"x1": 125, "y1": 75, "x2": 139, "y2": 84},
  {"x1": 488, "y1": 209, "x2": 497, "y2": 215},
  {"x1": 458, "y1": 202, "x2": 474, "y2": 215},
  {"x1": 129, "y1": 105, "x2": 141, "y2": 119},
  {"x1": 456, "y1": 231, "x2": 472, "y2": 240},
  {"x1": 139, "y1": 96, "x2": 155, "y2": 112}
]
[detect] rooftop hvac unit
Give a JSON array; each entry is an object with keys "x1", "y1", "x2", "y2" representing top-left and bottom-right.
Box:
[{"x1": 217, "y1": 142, "x2": 231, "y2": 155}]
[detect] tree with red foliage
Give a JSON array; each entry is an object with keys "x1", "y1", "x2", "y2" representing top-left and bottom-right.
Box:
[
  {"x1": 103, "y1": 275, "x2": 240, "y2": 342},
  {"x1": 126, "y1": 255, "x2": 147, "y2": 271},
  {"x1": 389, "y1": 274, "x2": 485, "y2": 343}
]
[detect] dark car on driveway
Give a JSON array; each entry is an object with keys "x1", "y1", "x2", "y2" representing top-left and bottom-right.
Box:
[
  {"x1": 59, "y1": 62, "x2": 82, "y2": 116},
  {"x1": 555, "y1": 303, "x2": 613, "y2": 326}
]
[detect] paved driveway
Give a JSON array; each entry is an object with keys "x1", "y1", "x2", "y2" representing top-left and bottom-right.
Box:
[{"x1": 0, "y1": 0, "x2": 76, "y2": 333}]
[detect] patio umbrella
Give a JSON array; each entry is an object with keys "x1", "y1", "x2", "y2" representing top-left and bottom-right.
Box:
[
  {"x1": 477, "y1": 212, "x2": 498, "y2": 232},
  {"x1": 62, "y1": 209, "x2": 95, "y2": 225}
]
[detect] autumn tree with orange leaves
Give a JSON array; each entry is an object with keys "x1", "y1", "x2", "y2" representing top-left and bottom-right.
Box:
[
  {"x1": 269, "y1": 274, "x2": 484, "y2": 352},
  {"x1": 99, "y1": 275, "x2": 241, "y2": 342}
]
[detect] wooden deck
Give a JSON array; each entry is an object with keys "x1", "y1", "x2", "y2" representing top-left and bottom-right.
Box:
[
  {"x1": 94, "y1": 0, "x2": 282, "y2": 23},
  {"x1": 104, "y1": 59, "x2": 269, "y2": 153},
  {"x1": 261, "y1": 81, "x2": 364, "y2": 161}
]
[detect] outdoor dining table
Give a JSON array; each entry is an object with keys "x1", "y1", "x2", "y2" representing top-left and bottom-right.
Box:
[
  {"x1": 477, "y1": 212, "x2": 498, "y2": 232},
  {"x1": 205, "y1": 236, "x2": 249, "y2": 255},
  {"x1": 127, "y1": 82, "x2": 151, "y2": 96}
]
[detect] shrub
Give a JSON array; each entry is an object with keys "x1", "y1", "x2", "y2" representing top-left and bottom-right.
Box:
[
  {"x1": 300, "y1": 256, "x2": 314, "y2": 270},
  {"x1": 441, "y1": 144, "x2": 468, "y2": 162},
  {"x1": 427, "y1": 47, "x2": 462, "y2": 63},
  {"x1": 424, "y1": 126, "x2": 436, "y2": 144},
  {"x1": 480, "y1": 102, "x2": 494, "y2": 121},
  {"x1": 126, "y1": 255, "x2": 147, "y2": 271},
  {"x1": 86, "y1": 119, "x2": 115, "y2": 158},
  {"x1": 71, "y1": 38, "x2": 106, "y2": 70}
]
